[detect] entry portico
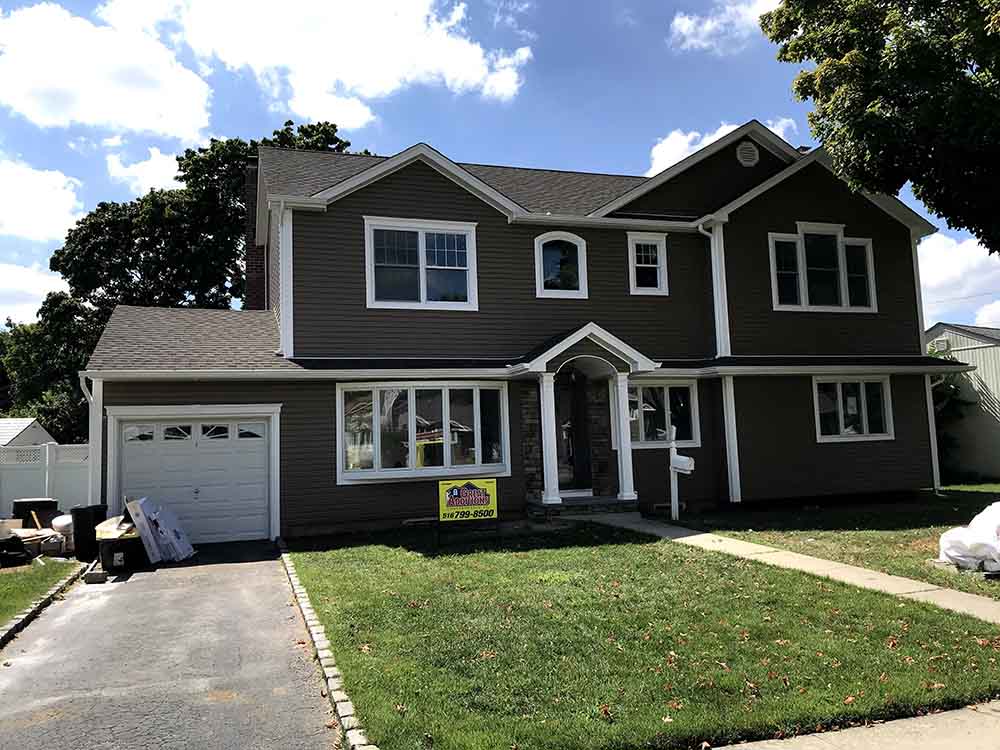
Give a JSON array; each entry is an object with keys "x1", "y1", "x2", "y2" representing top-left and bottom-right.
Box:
[{"x1": 510, "y1": 323, "x2": 661, "y2": 505}]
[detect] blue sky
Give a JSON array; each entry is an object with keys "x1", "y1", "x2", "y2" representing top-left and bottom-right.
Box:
[{"x1": 0, "y1": 0, "x2": 995, "y2": 327}]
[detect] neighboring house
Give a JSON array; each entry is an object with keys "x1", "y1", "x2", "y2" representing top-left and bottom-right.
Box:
[
  {"x1": 0, "y1": 418, "x2": 55, "y2": 447},
  {"x1": 925, "y1": 322, "x2": 1000, "y2": 480},
  {"x1": 81, "y1": 120, "x2": 968, "y2": 543}
]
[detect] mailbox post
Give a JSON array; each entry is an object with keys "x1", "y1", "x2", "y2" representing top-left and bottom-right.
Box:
[{"x1": 667, "y1": 426, "x2": 695, "y2": 521}]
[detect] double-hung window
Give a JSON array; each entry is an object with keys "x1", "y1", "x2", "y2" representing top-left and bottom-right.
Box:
[
  {"x1": 337, "y1": 382, "x2": 510, "y2": 483},
  {"x1": 768, "y1": 222, "x2": 876, "y2": 312},
  {"x1": 812, "y1": 376, "x2": 894, "y2": 442},
  {"x1": 627, "y1": 232, "x2": 669, "y2": 295},
  {"x1": 364, "y1": 217, "x2": 478, "y2": 310},
  {"x1": 609, "y1": 380, "x2": 700, "y2": 449}
]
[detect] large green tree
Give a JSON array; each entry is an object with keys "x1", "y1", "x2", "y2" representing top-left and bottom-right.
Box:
[
  {"x1": 2, "y1": 121, "x2": 360, "y2": 442},
  {"x1": 761, "y1": 0, "x2": 1000, "y2": 251}
]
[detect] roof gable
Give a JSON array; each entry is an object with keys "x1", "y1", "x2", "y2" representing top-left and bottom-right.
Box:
[
  {"x1": 0, "y1": 418, "x2": 40, "y2": 446},
  {"x1": 926, "y1": 322, "x2": 1000, "y2": 346},
  {"x1": 512, "y1": 322, "x2": 660, "y2": 374},
  {"x1": 589, "y1": 121, "x2": 802, "y2": 218}
]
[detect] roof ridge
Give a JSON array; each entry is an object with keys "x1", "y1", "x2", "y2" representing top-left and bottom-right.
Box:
[
  {"x1": 460, "y1": 160, "x2": 647, "y2": 180},
  {"x1": 257, "y1": 145, "x2": 386, "y2": 158}
]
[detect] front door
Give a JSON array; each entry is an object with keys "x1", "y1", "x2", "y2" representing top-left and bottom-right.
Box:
[{"x1": 555, "y1": 369, "x2": 592, "y2": 491}]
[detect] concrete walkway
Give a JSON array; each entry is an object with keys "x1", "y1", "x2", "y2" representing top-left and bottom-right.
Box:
[
  {"x1": 719, "y1": 701, "x2": 1000, "y2": 749},
  {"x1": 572, "y1": 512, "x2": 1000, "y2": 625}
]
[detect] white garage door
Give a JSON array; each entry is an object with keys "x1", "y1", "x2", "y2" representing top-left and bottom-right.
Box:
[{"x1": 120, "y1": 420, "x2": 270, "y2": 543}]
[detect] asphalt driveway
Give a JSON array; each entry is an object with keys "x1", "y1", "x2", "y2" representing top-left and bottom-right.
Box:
[{"x1": 0, "y1": 543, "x2": 336, "y2": 750}]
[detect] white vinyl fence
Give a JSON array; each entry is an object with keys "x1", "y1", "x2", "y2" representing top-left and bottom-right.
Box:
[{"x1": 0, "y1": 443, "x2": 90, "y2": 518}]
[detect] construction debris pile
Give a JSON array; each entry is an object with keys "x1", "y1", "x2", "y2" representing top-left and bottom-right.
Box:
[{"x1": 939, "y1": 502, "x2": 1000, "y2": 573}]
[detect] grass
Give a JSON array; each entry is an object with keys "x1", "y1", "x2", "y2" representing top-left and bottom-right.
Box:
[
  {"x1": 0, "y1": 558, "x2": 77, "y2": 624},
  {"x1": 690, "y1": 487, "x2": 1000, "y2": 602},
  {"x1": 291, "y1": 523, "x2": 1000, "y2": 750}
]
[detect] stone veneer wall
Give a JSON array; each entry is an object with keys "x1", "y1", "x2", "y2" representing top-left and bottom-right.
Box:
[{"x1": 520, "y1": 380, "x2": 543, "y2": 501}]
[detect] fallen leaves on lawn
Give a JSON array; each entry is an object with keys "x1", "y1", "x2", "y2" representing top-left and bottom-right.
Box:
[
  {"x1": 358, "y1": 643, "x2": 372, "y2": 653},
  {"x1": 478, "y1": 649, "x2": 497, "y2": 660},
  {"x1": 661, "y1": 715, "x2": 674, "y2": 723},
  {"x1": 843, "y1": 695, "x2": 855, "y2": 705},
  {"x1": 598, "y1": 703, "x2": 614, "y2": 723},
  {"x1": 395, "y1": 703, "x2": 408, "y2": 716}
]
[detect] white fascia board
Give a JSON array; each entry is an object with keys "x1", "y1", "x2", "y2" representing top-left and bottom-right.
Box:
[
  {"x1": 519, "y1": 321, "x2": 661, "y2": 373},
  {"x1": 266, "y1": 195, "x2": 327, "y2": 211},
  {"x1": 81, "y1": 367, "x2": 514, "y2": 381},
  {"x1": 312, "y1": 143, "x2": 526, "y2": 218},
  {"x1": 588, "y1": 120, "x2": 801, "y2": 218},
  {"x1": 512, "y1": 213, "x2": 699, "y2": 232},
  {"x1": 712, "y1": 148, "x2": 937, "y2": 238}
]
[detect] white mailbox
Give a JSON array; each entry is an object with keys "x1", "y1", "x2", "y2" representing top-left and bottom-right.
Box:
[{"x1": 671, "y1": 454, "x2": 694, "y2": 475}]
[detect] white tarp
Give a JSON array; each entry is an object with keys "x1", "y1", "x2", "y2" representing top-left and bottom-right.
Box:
[{"x1": 939, "y1": 502, "x2": 1000, "y2": 572}]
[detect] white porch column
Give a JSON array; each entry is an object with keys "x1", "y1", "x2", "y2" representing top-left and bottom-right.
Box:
[
  {"x1": 539, "y1": 372, "x2": 562, "y2": 504},
  {"x1": 614, "y1": 372, "x2": 637, "y2": 501}
]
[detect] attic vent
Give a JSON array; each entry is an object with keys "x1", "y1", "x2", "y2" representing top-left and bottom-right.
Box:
[
  {"x1": 736, "y1": 140, "x2": 759, "y2": 167},
  {"x1": 930, "y1": 337, "x2": 951, "y2": 354}
]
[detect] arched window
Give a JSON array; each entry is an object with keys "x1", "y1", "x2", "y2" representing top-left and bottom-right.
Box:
[{"x1": 534, "y1": 231, "x2": 588, "y2": 299}]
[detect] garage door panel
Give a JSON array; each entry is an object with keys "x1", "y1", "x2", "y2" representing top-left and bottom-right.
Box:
[{"x1": 121, "y1": 419, "x2": 271, "y2": 544}]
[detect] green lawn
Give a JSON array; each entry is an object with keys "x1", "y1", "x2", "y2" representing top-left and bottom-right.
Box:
[
  {"x1": 691, "y1": 487, "x2": 1000, "y2": 602},
  {"x1": 0, "y1": 558, "x2": 77, "y2": 625},
  {"x1": 291, "y1": 523, "x2": 1000, "y2": 750}
]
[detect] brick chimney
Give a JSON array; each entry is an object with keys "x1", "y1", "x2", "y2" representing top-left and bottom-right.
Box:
[{"x1": 244, "y1": 155, "x2": 266, "y2": 310}]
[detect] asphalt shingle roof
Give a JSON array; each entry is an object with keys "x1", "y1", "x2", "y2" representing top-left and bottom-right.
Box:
[
  {"x1": 0, "y1": 418, "x2": 39, "y2": 446},
  {"x1": 87, "y1": 306, "x2": 297, "y2": 371},
  {"x1": 257, "y1": 147, "x2": 648, "y2": 217},
  {"x1": 940, "y1": 323, "x2": 1000, "y2": 345}
]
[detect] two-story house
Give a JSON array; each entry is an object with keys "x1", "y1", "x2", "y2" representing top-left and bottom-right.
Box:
[{"x1": 81, "y1": 120, "x2": 968, "y2": 543}]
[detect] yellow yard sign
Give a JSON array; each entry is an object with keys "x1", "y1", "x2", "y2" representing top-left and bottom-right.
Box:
[{"x1": 438, "y1": 478, "x2": 498, "y2": 522}]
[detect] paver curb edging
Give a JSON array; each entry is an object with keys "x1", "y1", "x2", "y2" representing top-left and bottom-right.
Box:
[
  {"x1": 278, "y1": 539, "x2": 379, "y2": 750},
  {"x1": 0, "y1": 560, "x2": 86, "y2": 652}
]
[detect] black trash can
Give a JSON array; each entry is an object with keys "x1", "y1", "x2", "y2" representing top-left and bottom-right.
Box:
[{"x1": 71, "y1": 504, "x2": 108, "y2": 563}]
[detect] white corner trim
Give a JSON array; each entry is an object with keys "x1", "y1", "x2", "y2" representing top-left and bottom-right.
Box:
[
  {"x1": 589, "y1": 121, "x2": 800, "y2": 218},
  {"x1": 721, "y1": 375, "x2": 741, "y2": 502},
  {"x1": 87, "y1": 378, "x2": 103, "y2": 505},
  {"x1": 279, "y1": 207, "x2": 294, "y2": 357},
  {"x1": 534, "y1": 230, "x2": 589, "y2": 299},
  {"x1": 627, "y1": 231, "x2": 669, "y2": 296},
  {"x1": 363, "y1": 216, "x2": 479, "y2": 311},
  {"x1": 925, "y1": 374, "x2": 941, "y2": 490},
  {"x1": 811, "y1": 376, "x2": 895, "y2": 443},
  {"x1": 105, "y1": 403, "x2": 283, "y2": 540}
]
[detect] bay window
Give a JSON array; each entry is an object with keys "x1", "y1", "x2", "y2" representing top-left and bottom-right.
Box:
[
  {"x1": 813, "y1": 376, "x2": 894, "y2": 442},
  {"x1": 768, "y1": 223, "x2": 876, "y2": 312},
  {"x1": 337, "y1": 382, "x2": 510, "y2": 483},
  {"x1": 364, "y1": 217, "x2": 478, "y2": 310}
]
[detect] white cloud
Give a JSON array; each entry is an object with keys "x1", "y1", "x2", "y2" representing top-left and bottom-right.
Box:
[
  {"x1": 102, "y1": 135, "x2": 125, "y2": 148},
  {"x1": 919, "y1": 232, "x2": 1000, "y2": 327},
  {"x1": 488, "y1": 0, "x2": 537, "y2": 41},
  {"x1": 106, "y1": 147, "x2": 182, "y2": 195},
  {"x1": 645, "y1": 118, "x2": 797, "y2": 176},
  {"x1": 669, "y1": 0, "x2": 780, "y2": 55},
  {"x1": 0, "y1": 155, "x2": 83, "y2": 242},
  {"x1": 975, "y1": 300, "x2": 1000, "y2": 328},
  {"x1": 0, "y1": 3, "x2": 210, "y2": 142},
  {"x1": 97, "y1": 0, "x2": 534, "y2": 130},
  {"x1": 0, "y1": 263, "x2": 69, "y2": 324}
]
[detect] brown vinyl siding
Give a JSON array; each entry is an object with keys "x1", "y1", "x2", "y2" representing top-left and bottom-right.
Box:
[
  {"x1": 736, "y1": 374, "x2": 933, "y2": 501},
  {"x1": 626, "y1": 379, "x2": 726, "y2": 514},
  {"x1": 611, "y1": 137, "x2": 789, "y2": 220},
  {"x1": 291, "y1": 161, "x2": 716, "y2": 360},
  {"x1": 267, "y1": 209, "x2": 280, "y2": 319},
  {"x1": 103, "y1": 379, "x2": 525, "y2": 538},
  {"x1": 725, "y1": 163, "x2": 922, "y2": 355}
]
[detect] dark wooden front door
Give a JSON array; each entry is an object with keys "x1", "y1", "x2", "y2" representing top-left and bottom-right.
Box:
[{"x1": 555, "y1": 369, "x2": 592, "y2": 491}]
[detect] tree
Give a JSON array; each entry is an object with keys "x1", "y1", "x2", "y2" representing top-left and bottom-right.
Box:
[
  {"x1": 761, "y1": 1, "x2": 1000, "y2": 252},
  {"x1": 2, "y1": 120, "x2": 361, "y2": 441}
]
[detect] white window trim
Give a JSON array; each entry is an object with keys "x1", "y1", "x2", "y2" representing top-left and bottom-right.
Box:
[
  {"x1": 534, "y1": 231, "x2": 588, "y2": 299},
  {"x1": 335, "y1": 381, "x2": 511, "y2": 485},
  {"x1": 812, "y1": 375, "x2": 895, "y2": 443},
  {"x1": 627, "y1": 231, "x2": 669, "y2": 296},
  {"x1": 768, "y1": 222, "x2": 877, "y2": 313},
  {"x1": 609, "y1": 379, "x2": 701, "y2": 449},
  {"x1": 364, "y1": 216, "x2": 479, "y2": 311}
]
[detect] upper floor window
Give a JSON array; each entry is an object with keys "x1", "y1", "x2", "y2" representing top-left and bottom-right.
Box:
[
  {"x1": 535, "y1": 231, "x2": 588, "y2": 299},
  {"x1": 364, "y1": 216, "x2": 478, "y2": 311},
  {"x1": 812, "y1": 376, "x2": 894, "y2": 442},
  {"x1": 768, "y1": 222, "x2": 876, "y2": 313},
  {"x1": 627, "y1": 232, "x2": 669, "y2": 296}
]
